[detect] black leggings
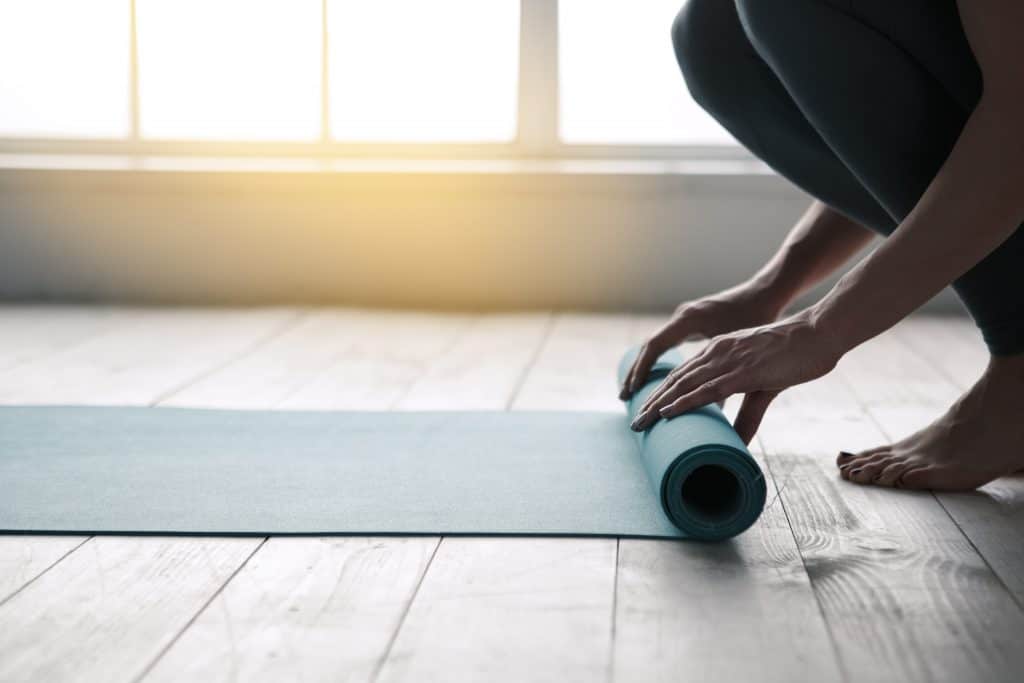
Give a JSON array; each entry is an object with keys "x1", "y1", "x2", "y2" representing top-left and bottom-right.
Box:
[{"x1": 672, "y1": 0, "x2": 1024, "y2": 355}]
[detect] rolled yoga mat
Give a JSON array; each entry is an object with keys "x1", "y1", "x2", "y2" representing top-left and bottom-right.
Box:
[{"x1": 0, "y1": 348, "x2": 765, "y2": 541}]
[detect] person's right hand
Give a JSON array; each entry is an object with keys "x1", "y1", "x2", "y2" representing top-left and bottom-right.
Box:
[{"x1": 619, "y1": 282, "x2": 786, "y2": 400}]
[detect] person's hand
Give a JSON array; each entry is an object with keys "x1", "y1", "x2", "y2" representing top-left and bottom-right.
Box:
[
  {"x1": 629, "y1": 312, "x2": 842, "y2": 443},
  {"x1": 619, "y1": 283, "x2": 786, "y2": 400}
]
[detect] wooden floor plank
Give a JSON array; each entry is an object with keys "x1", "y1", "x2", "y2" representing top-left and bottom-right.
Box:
[
  {"x1": 142, "y1": 537, "x2": 438, "y2": 683},
  {"x1": 0, "y1": 306, "x2": 139, "y2": 603},
  {"x1": 0, "y1": 307, "x2": 298, "y2": 405},
  {"x1": 613, "y1": 316, "x2": 841, "y2": 682},
  {"x1": 757, "y1": 333, "x2": 1024, "y2": 682},
  {"x1": 397, "y1": 312, "x2": 552, "y2": 410},
  {"x1": 511, "y1": 312, "x2": 636, "y2": 412},
  {"x1": 142, "y1": 308, "x2": 497, "y2": 681},
  {"x1": 0, "y1": 536, "x2": 88, "y2": 604},
  {"x1": 884, "y1": 317, "x2": 1024, "y2": 607},
  {"x1": 0, "y1": 307, "x2": 306, "y2": 683},
  {"x1": 4, "y1": 308, "x2": 1021, "y2": 683},
  {"x1": 373, "y1": 313, "x2": 623, "y2": 682},
  {"x1": 0, "y1": 305, "x2": 138, "y2": 374},
  {"x1": 376, "y1": 537, "x2": 617, "y2": 683},
  {"x1": 0, "y1": 537, "x2": 262, "y2": 683},
  {"x1": 891, "y1": 315, "x2": 988, "y2": 390},
  {"x1": 161, "y1": 309, "x2": 377, "y2": 409},
  {"x1": 279, "y1": 311, "x2": 473, "y2": 410}
]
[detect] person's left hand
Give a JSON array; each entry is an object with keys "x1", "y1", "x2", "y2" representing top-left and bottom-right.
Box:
[{"x1": 629, "y1": 312, "x2": 842, "y2": 443}]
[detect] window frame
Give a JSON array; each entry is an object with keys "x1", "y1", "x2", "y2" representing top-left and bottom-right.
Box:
[{"x1": 0, "y1": 0, "x2": 749, "y2": 161}]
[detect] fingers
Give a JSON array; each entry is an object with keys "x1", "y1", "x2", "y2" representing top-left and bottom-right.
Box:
[
  {"x1": 733, "y1": 391, "x2": 778, "y2": 444},
  {"x1": 636, "y1": 359, "x2": 712, "y2": 416},
  {"x1": 657, "y1": 373, "x2": 740, "y2": 420},
  {"x1": 621, "y1": 312, "x2": 703, "y2": 400},
  {"x1": 630, "y1": 366, "x2": 730, "y2": 431},
  {"x1": 620, "y1": 342, "x2": 664, "y2": 400}
]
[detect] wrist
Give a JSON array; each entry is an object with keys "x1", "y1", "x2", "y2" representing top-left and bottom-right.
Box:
[
  {"x1": 742, "y1": 271, "x2": 798, "y2": 319},
  {"x1": 804, "y1": 299, "x2": 857, "y2": 362}
]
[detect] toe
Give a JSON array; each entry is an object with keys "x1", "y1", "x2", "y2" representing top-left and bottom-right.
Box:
[
  {"x1": 839, "y1": 452, "x2": 891, "y2": 480},
  {"x1": 873, "y1": 459, "x2": 913, "y2": 487},
  {"x1": 836, "y1": 445, "x2": 888, "y2": 468},
  {"x1": 849, "y1": 460, "x2": 886, "y2": 485}
]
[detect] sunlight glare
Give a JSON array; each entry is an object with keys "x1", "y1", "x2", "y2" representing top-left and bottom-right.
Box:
[
  {"x1": 0, "y1": 0, "x2": 131, "y2": 137},
  {"x1": 137, "y1": 0, "x2": 321, "y2": 141},
  {"x1": 559, "y1": 0, "x2": 734, "y2": 145},
  {"x1": 327, "y1": 0, "x2": 519, "y2": 142}
]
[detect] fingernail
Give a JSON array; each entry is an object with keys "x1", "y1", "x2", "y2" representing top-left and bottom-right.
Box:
[
  {"x1": 838, "y1": 451, "x2": 854, "y2": 458},
  {"x1": 658, "y1": 407, "x2": 672, "y2": 416}
]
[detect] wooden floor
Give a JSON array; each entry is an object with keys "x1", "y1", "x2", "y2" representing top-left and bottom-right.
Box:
[{"x1": 1, "y1": 306, "x2": 1023, "y2": 683}]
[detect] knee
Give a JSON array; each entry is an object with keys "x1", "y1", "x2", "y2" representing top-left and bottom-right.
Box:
[{"x1": 671, "y1": 0, "x2": 746, "y2": 117}]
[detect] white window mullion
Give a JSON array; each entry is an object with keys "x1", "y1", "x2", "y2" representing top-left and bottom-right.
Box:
[
  {"x1": 320, "y1": 0, "x2": 331, "y2": 143},
  {"x1": 516, "y1": 0, "x2": 558, "y2": 155},
  {"x1": 129, "y1": 0, "x2": 141, "y2": 141}
]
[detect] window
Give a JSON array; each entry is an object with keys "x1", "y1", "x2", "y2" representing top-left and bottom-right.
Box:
[
  {"x1": 0, "y1": 0, "x2": 131, "y2": 138},
  {"x1": 0, "y1": 0, "x2": 735, "y2": 155},
  {"x1": 559, "y1": 0, "x2": 733, "y2": 145},
  {"x1": 136, "y1": 0, "x2": 322, "y2": 141},
  {"x1": 327, "y1": 0, "x2": 519, "y2": 142}
]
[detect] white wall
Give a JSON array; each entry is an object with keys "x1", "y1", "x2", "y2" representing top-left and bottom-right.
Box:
[{"x1": 0, "y1": 163, "x2": 964, "y2": 314}]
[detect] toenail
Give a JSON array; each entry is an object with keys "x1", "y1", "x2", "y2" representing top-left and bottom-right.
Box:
[
  {"x1": 838, "y1": 451, "x2": 854, "y2": 458},
  {"x1": 850, "y1": 468, "x2": 862, "y2": 476}
]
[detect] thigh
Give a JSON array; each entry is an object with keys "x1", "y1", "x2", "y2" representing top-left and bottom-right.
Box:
[{"x1": 849, "y1": 0, "x2": 981, "y2": 112}]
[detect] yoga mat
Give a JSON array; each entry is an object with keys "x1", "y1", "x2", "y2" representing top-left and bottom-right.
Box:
[{"x1": 0, "y1": 348, "x2": 765, "y2": 540}]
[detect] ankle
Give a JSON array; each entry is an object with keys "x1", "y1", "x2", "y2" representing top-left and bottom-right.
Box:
[{"x1": 986, "y1": 353, "x2": 1024, "y2": 382}]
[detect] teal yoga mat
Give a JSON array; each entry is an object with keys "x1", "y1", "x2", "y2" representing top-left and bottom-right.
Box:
[{"x1": 0, "y1": 348, "x2": 765, "y2": 540}]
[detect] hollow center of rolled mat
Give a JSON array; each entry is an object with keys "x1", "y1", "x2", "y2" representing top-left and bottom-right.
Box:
[{"x1": 680, "y1": 465, "x2": 743, "y2": 525}]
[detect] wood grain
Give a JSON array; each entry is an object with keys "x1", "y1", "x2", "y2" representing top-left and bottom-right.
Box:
[
  {"x1": 142, "y1": 537, "x2": 439, "y2": 683},
  {"x1": 0, "y1": 536, "x2": 88, "y2": 605},
  {"x1": 0, "y1": 537, "x2": 261, "y2": 683},
  {"x1": 3, "y1": 309, "x2": 1021, "y2": 683},
  {"x1": 144, "y1": 311, "x2": 519, "y2": 681},
  {"x1": 613, "y1": 315, "x2": 841, "y2": 682},
  {"x1": 758, "y1": 337, "x2": 1024, "y2": 682},
  {"x1": 0, "y1": 305, "x2": 137, "y2": 374},
  {"x1": 377, "y1": 537, "x2": 617, "y2": 683},
  {"x1": 0, "y1": 307, "x2": 302, "y2": 683},
  {"x1": 887, "y1": 318, "x2": 1024, "y2": 607},
  {"x1": 0, "y1": 307, "x2": 297, "y2": 405},
  {"x1": 374, "y1": 313, "x2": 614, "y2": 679},
  {"x1": 279, "y1": 311, "x2": 473, "y2": 410}
]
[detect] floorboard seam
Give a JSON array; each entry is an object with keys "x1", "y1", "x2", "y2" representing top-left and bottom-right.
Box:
[
  {"x1": 369, "y1": 536, "x2": 443, "y2": 683},
  {"x1": 607, "y1": 537, "x2": 620, "y2": 683},
  {"x1": 130, "y1": 536, "x2": 269, "y2": 683},
  {"x1": 0, "y1": 536, "x2": 92, "y2": 608},
  {"x1": 150, "y1": 308, "x2": 308, "y2": 407},
  {"x1": 0, "y1": 308, "x2": 145, "y2": 378},
  {"x1": 387, "y1": 315, "x2": 479, "y2": 409},
  {"x1": 505, "y1": 311, "x2": 556, "y2": 410},
  {"x1": 887, "y1": 331, "x2": 1024, "y2": 613},
  {"x1": 756, "y1": 437, "x2": 850, "y2": 683},
  {"x1": 833, "y1": 363, "x2": 1024, "y2": 616}
]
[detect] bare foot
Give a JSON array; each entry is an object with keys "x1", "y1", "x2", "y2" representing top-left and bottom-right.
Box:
[{"x1": 836, "y1": 354, "x2": 1024, "y2": 491}]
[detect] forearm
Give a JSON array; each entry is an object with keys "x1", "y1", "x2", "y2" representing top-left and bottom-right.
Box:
[
  {"x1": 747, "y1": 201, "x2": 876, "y2": 313},
  {"x1": 812, "y1": 94, "x2": 1024, "y2": 352}
]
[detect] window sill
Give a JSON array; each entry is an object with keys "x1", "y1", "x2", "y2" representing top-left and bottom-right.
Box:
[{"x1": 0, "y1": 153, "x2": 772, "y2": 176}]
